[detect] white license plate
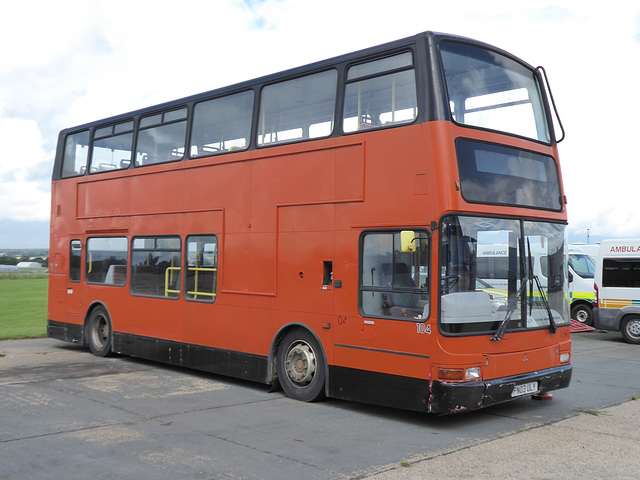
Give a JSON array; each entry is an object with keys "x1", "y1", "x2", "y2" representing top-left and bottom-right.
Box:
[{"x1": 511, "y1": 381, "x2": 538, "y2": 397}]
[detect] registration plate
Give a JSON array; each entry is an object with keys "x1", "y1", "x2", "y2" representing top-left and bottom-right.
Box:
[{"x1": 511, "y1": 381, "x2": 539, "y2": 397}]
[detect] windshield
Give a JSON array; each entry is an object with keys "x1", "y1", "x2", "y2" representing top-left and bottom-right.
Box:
[
  {"x1": 439, "y1": 215, "x2": 569, "y2": 335},
  {"x1": 569, "y1": 253, "x2": 595, "y2": 279},
  {"x1": 440, "y1": 41, "x2": 551, "y2": 143}
]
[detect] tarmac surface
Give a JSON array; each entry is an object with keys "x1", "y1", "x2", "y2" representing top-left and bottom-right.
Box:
[
  {"x1": 365, "y1": 399, "x2": 640, "y2": 479},
  {"x1": 365, "y1": 327, "x2": 640, "y2": 479},
  {"x1": 2, "y1": 333, "x2": 640, "y2": 479}
]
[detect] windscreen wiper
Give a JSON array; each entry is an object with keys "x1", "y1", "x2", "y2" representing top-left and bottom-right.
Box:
[
  {"x1": 492, "y1": 237, "x2": 530, "y2": 342},
  {"x1": 531, "y1": 274, "x2": 557, "y2": 334},
  {"x1": 526, "y1": 239, "x2": 557, "y2": 334},
  {"x1": 491, "y1": 278, "x2": 528, "y2": 341}
]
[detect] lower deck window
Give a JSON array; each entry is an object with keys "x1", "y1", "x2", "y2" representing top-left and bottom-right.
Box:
[
  {"x1": 86, "y1": 237, "x2": 128, "y2": 286},
  {"x1": 131, "y1": 236, "x2": 181, "y2": 298},
  {"x1": 186, "y1": 235, "x2": 218, "y2": 302},
  {"x1": 70, "y1": 240, "x2": 82, "y2": 282}
]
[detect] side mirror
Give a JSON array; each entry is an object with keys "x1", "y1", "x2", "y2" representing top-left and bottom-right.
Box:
[{"x1": 401, "y1": 230, "x2": 416, "y2": 253}]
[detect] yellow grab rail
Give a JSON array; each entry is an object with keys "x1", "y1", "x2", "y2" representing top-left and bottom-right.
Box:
[
  {"x1": 188, "y1": 266, "x2": 217, "y2": 300},
  {"x1": 164, "y1": 266, "x2": 181, "y2": 297}
]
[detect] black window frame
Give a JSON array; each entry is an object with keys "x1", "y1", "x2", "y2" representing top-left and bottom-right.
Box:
[
  {"x1": 69, "y1": 239, "x2": 82, "y2": 283},
  {"x1": 85, "y1": 236, "x2": 128, "y2": 286},
  {"x1": 88, "y1": 120, "x2": 135, "y2": 174},
  {"x1": 61, "y1": 130, "x2": 90, "y2": 178},
  {"x1": 256, "y1": 69, "x2": 339, "y2": 147},
  {"x1": 135, "y1": 107, "x2": 188, "y2": 167},
  {"x1": 603, "y1": 259, "x2": 640, "y2": 288},
  {"x1": 189, "y1": 90, "x2": 254, "y2": 158},
  {"x1": 130, "y1": 235, "x2": 182, "y2": 299},
  {"x1": 185, "y1": 234, "x2": 218, "y2": 303},
  {"x1": 456, "y1": 138, "x2": 563, "y2": 212},
  {"x1": 342, "y1": 50, "x2": 419, "y2": 134},
  {"x1": 358, "y1": 229, "x2": 430, "y2": 321}
]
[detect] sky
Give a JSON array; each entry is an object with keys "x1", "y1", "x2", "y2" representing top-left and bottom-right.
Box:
[{"x1": 0, "y1": 0, "x2": 639, "y2": 248}]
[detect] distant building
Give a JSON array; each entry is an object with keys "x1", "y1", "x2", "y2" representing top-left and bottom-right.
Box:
[
  {"x1": 0, "y1": 265, "x2": 19, "y2": 272},
  {"x1": 570, "y1": 242, "x2": 600, "y2": 258},
  {"x1": 16, "y1": 261, "x2": 44, "y2": 269}
]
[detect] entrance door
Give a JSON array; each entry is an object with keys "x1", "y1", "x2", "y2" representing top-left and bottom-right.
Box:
[{"x1": 65, "y1": 238, "x2": 86, "y2": 325}]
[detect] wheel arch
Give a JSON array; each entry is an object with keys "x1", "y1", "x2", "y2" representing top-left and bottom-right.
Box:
[
  {"x1": 267, "y1": 323, "x2": 329, "y2": 395},
  {"x1": 570, "y1": 299, "x2": 593, "y2": 311},
  {"x1": 615, "y1": 306, "x2": 640, "y2": 330}
]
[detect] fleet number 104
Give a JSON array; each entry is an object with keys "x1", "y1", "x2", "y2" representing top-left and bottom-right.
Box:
[{"x1": 416, "y1": 323, "x2": 431, "y2": 334}]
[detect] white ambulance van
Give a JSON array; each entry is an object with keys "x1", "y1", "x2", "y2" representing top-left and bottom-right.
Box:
[
  {"x1": 593, "y1": 239, "x2": 640, "y2": 343},
  {"x1": 567, "y1": 245, "x2": 596, "y2": 326},
  {"x1": 477, "y1": 244, "x2": 596, "y2": 325}
]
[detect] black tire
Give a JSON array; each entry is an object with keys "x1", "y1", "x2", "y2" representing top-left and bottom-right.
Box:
[
  {"x1": 571, "y1": 303, "x2": 593, "y2": 326},
  {"x1": 276, "y1": 329, "x2": 326, "y2": 402},
  {"x1": 87, "y1": 306, "x2": 112, "y2": 357},
  {"x1": 620, "y1": 316, "x2": 640, "y2": 345}
]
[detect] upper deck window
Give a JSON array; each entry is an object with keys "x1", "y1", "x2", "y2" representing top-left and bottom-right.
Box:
[
  {"x1": 190, "y1": 91, "x2": 254, "y2": 157},
  {"x1": 89, "y1": 121, "x2": 134, "y2": 173},
  {"x1": 136, "y1": 108, "x2": 187, "y2": 166},
  {"x1": 343, "y1": 52, "x2": 417, "y2": 132},
  {"x1": 61, "y1": 130, "x2": 90, "y2": 177},
  {"x1": 258, "y1": 70, "x2": 337, "y2": 146},
  {"x1": 440, "y1": 41, "x2": 550, "y2": 143}
]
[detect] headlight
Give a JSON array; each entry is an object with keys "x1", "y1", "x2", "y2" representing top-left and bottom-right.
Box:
[
  {"x1": 465, "y1": 367, "x2": 481, "y2": 380},
  {"x1": 560, "y1": 352, "x2": 570, "y2": 363}
]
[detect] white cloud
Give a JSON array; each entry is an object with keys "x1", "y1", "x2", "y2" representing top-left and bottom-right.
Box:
[
  {"x1": 0, "y1": 113, "x2": 51, "y2": 221},
  {"x1": 1, "y1": 0, "x2": 640, "y2": 246}
]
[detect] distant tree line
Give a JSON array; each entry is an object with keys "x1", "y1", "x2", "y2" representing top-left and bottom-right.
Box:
[
  {"x1": 0, "y1": 248, "x2": 48, "y2": 257},
  {"x1": 0, "y1": 256, "x2": 48, "y2": 266}
]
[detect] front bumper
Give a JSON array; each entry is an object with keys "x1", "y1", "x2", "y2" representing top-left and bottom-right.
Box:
[{"x1": 428, "y1": 364, "x2": 572, "y2": 414}]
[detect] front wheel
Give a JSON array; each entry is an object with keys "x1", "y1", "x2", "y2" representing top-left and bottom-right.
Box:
[
  {"x1": 276, "y1": 329, "x2": 326, "y2": 402},
  {"x1": 571, "y1": 304, "x2": 593, "y2": 326},
  {"x1": 87, "y1": 306, "x2": 112, "y2": 357},
  {"x1": 621, "y1": 316, "x2": 640, "y2": 344}
]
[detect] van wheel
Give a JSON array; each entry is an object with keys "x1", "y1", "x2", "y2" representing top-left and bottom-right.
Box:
[
  {"x1": 621, "y1": 316, "x2": 640, "y2": 344},
  {"x1": 571, "y1": 304, "x2": 593, "y2": 326},
  {"x1": 276, "y1": 329, "x2": 326, "y2": 402},
  {"x1": 87, "y1": 306, "x2": 113, "y2": 357}
]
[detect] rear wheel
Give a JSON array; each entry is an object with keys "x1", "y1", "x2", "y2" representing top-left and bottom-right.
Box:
[
  {"x1": 87, "y1": 306, "x2": 112, "y2": 357},
  {"x1": 621, "y1": 316, "x2": 640, "y2": 344},
  {"x1": 276, "y1": 329, "x2": 326, "y2": 402}
]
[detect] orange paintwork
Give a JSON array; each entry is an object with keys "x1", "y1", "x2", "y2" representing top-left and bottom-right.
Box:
[{"x1": 49, "y1": 120, "x2": 570, "y2": 384}]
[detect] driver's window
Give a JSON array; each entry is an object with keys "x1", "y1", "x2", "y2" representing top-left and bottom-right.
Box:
[{"x1": 359, "y1": 230, "x2": 429, "y2": 319}]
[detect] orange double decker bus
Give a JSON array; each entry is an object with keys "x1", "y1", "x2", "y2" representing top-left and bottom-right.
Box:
[{"x1": 48, "y1": 31, "x2": 571, "y2": 414}]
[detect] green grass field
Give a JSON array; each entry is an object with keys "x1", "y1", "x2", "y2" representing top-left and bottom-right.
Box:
[{"x1": 0, "y1": 274, "x2": 48, "y2": 339}]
